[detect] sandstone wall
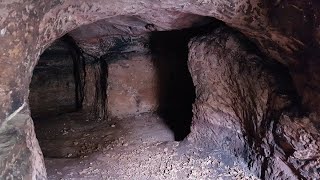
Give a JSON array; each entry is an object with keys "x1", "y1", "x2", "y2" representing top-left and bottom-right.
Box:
[
  {"x1": 0, "y1": 108, "x2": 46, "y2": 179},
  {"x1": 188, "y1": 27, "x2": 317, "y2": 179},
  {"x1": 29, "y1": 40, "x2": 77, "y2": 119},
  {"x1": 0, "y1": 0, "x2": 319, "y2": 179},
  {"x1": 106, "y1": 53, "x2": 159, "y2": 117}
]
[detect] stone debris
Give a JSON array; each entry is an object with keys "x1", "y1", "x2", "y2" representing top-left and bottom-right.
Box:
[{"x1": 45, "y1": 113, "x2": 258, "y2": 180}]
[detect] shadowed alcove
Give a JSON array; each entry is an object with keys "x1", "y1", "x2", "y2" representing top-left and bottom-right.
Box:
[
  {"x1": 28, "y1": 17, "x2": 218, "y2": 178},
  {"x1": 1, "y1": 1, "x2": 319, "y2": 179}
]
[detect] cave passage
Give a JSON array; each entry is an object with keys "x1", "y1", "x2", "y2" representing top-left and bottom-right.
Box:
[
  {"x1": 29, "y1": 26, "x2": 201, "y2": 159},
  {"x1": 150, "y1": 30, "x2": 197, "y2": 140},
  {"x1": 29, "y1": 39, "x2": 80, "y2": 119},
  {"x1": 4, "y1": 1, "x2": 320, "y2": 179},
  {"x1": 29, "y1": 38, "x2": 90, "y2": 158}
]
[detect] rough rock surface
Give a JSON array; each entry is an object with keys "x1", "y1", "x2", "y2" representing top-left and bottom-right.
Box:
[
  {"x1": 0, "y1": 0, "x2": 319, "y2": 122},
  {"x1": 68, "y1": 15, "x2": 212, "y2": 57},
  {"x1": 43, "y1": 113, "x2": 258, "y2": 180},
  {"x1": 187, "y1": 27, "x2": 313, "y2": 179},
  {"x1": 0, "y1": 108, "x2": 46, "y2": 179},
  {"x1": 107, "y1": 53, "x2": 159, "y2": 117},
  {"x1": 276, "y1": 114, "x2": 320, "y2": 179},
  {"x1": 0, "y1": 0, "x2": 319, "y2": 179},
  {"x1": 29, "y1": 40, "x2": 77, "y2": 118}
]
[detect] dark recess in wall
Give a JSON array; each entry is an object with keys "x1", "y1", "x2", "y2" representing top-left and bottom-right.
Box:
[
  {"x1": 30, "y1": 22, "x2": 224, "y2": 141},
  {"x1": 149, "y1": 22, "x2": 226, "y2": 140},
  {"x1": 29, "y1": 39, "x2": 79, "y2": 119},
  {"x1": 61, "y1": 35, "x2": 86, "y2": 110},
  {"x1": 149, "y1": 27, "x2": 214, "y2": 141}
]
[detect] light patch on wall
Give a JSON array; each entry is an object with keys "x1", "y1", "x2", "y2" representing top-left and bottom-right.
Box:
[{"x1": 0, "y1": 28, "x2": 6, "y2": 36}]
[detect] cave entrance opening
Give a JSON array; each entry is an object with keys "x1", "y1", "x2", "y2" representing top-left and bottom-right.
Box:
[
  {"x1": 29, "y1": 38, "x2": 90, "y2": 159},
  {"x1": 29, "y1": 26, "x2": 203, "y2": 161},
  {"x1": 150, "y1": 30, "x2": 197, "y2": 140}
]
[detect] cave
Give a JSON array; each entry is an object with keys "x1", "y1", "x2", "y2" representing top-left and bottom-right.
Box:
[
  {"x1": 1, "y1": 1, "x2": 320, "y2": 180},
  {"x1": 29, "y1": 26, "x2": 199, "y2": 160}
]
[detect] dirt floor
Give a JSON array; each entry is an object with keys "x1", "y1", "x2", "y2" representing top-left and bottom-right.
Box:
[{"x1": 34, "y1": 112, "x2": 259, "y2": 180}]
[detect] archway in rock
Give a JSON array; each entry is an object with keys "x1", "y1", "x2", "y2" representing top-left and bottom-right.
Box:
[
  {"x1": 28, "y1": 20, "x2": 221, "y2": 179},
  {"x1": 1, "y1": 1, "x2": 320, "y2": 179},
  {"x1": 29, "y1": 37, "x2": 90, "y2": 158}
]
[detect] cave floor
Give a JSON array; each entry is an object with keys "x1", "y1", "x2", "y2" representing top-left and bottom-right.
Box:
[{"x1": 34, "y1": 112, "x2": 258, "y2": 180}]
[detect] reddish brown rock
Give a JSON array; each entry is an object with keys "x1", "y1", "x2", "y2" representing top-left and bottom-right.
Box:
[
  {"x1": 29, "y1": 40, "x2": 77, "y2": 118},
  {"x1": 106, "y1": 53, "x2": 159, "y2": 117},
  {"x1": 0, "y1": 108, "x2": 46, "y2": 179},
  {"x1": 277, "y1": 114, "x2": 320, "y2": 179},
  {"x1": 187, "y1": 27, "x2": 304, "y2": 179},
  {"x1": 0, "y1": 0, "x2": 319, "y2": 179}
]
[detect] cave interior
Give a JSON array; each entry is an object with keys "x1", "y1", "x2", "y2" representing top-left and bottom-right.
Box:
[{"x1": 1, "y1": 1, "x2": 320, "y2": 179}]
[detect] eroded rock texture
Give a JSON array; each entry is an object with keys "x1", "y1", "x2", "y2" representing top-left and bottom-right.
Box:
[
  {"x1": 0, "y1": 108, "x2": 46, "y2": 179},
  {"x1": 188, "y1": 27, "x2": 316, "y2": 179},
  {"x1": 107, "y1": 53, "x2": 159, "y2": 117},
  {"x1": 29, "y1": 39, "x2": 78, "y2": 118},
  {"x1": 68, "y1": 15, "x2": 212, "y2": 57},
  {"x1": 0, "y1": 0, "x2": 320, "y2": 179}
]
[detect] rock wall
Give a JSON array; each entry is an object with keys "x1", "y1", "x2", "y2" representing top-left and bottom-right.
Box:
[
  {"x1": 29, "y1": 35, "x2": 181, "y2": 120},
  {"x1": 106, "y1": 53, "x2": 159, "y2": 117},
  {"x1": 80, "y1": 33, "x2": 152, "y2": 120},
  {"x1": 187, "y1": 27, "x2": 316, "y2": 179},
  {"x1": 0, "y1": 0, "x2": 319, "y2": 125},
  {"x1": 0, "y1": 0, "x2": 319, "y2": 179},
  {"x1": 0, "y1": 107, "x2": 46, "y2": 179},
  {"x1": 29, "y1": 40, "x2": 77, "y2": 119}
]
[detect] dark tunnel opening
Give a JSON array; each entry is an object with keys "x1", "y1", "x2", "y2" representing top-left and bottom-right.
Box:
[
  {"x1": 29, "y1": 21, "x2": 222, "y2": 159},
  {"x1": 2, "y1": 1, "x2": 319, "y2": 178},
  {"x1": 150, "y1": 30, "x2": 196, "y2": 141}
]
